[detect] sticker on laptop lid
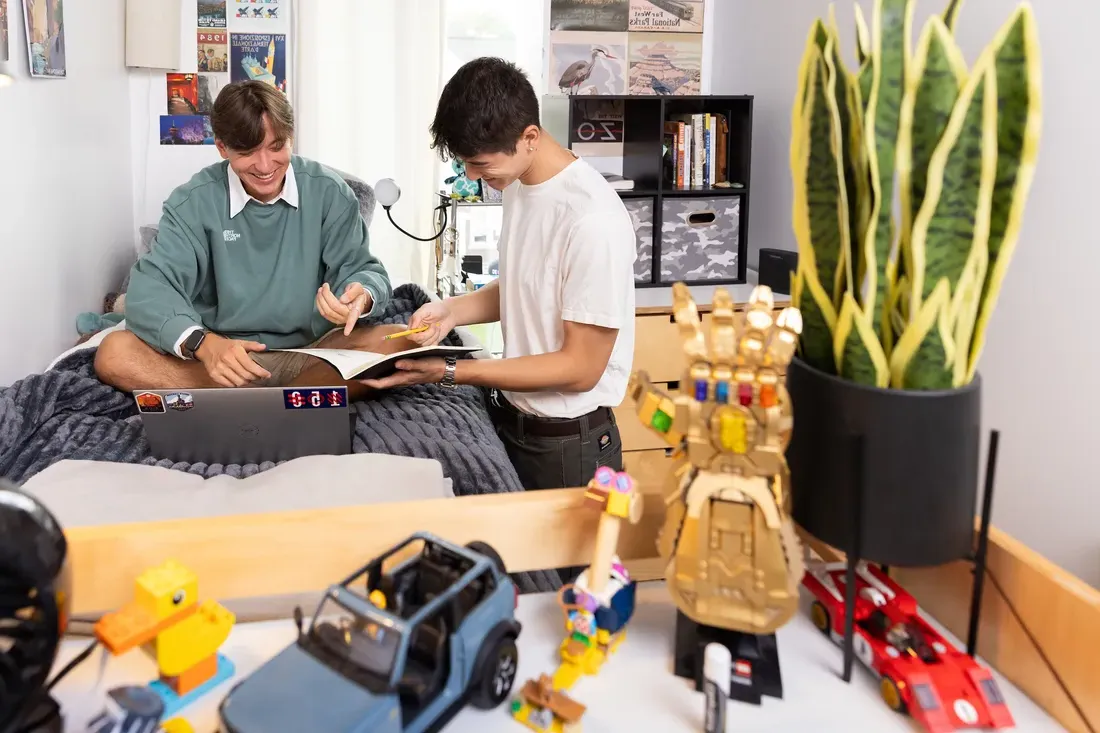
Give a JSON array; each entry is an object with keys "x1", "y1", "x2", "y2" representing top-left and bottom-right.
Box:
[
  {"x1": 283, "y1": 387, "x2": 348, "y2": 409},
  {"x1": 135, "y1": 392, "x2": 166, "y2": 414},
  {"x1": 165, "y1": 392, "x2": 194, "y2": 411}
]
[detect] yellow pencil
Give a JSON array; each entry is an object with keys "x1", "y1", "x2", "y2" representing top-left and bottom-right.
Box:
[{"x1": 383, "y1": 325, "x2": 430, "y2": 341}]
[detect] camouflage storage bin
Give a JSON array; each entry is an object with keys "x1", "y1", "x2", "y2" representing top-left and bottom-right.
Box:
[
  {"x1": 659, "y1": 196, "x2": 740, "y2": 283},
  {"x1": 623, "y1": 197, "x2": 655, "y2": 284}
]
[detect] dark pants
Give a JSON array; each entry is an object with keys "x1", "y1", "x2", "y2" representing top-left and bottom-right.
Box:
[
  {"x1": 488, "y1": 390, "x2": 624, "y2": 587},
  {"x1": 488, "y1": 389, "x2": 624, "y2": 490}
]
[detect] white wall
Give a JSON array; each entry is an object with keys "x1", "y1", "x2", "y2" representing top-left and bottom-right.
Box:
[
  {"x1": 0, "y1": 0, "x2": 135, "y2": 386},
  {"x1": 712, "y1": 1, "x2": 1100, "y2": 586}
]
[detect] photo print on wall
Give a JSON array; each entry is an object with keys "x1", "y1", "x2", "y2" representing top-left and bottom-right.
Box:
[
  {"x1": 23, "y1": 0, "x2": 64, "y2": 78},
  {"x1": 234, "y1": 0, "x2": 280, "y2": 21},
  {"x1": 198, "y1": 0, "x2": 226, "y2": 28},
  {"x1": 159, "y1": 115, "x2": 214, "y2": 146},
  {"x1": 549, "y1": 31, "x2": 627, "y2": 96},
  {"x1": 230, "y1": 32, "x2": 288, "y2": 94},
  {"x1": 549, "y1": 0, "x2": 628, "y2": 32},
  {"x1": 198, "y1": 30, "x2": 227, "y2": 72},
  {"x1": 197, "y1": 72, "x2": 228, "y2": 115},
  {"x1": 167, "y1": 73, "x2": 200, "y2": 115},
  {"x1": 628, "y1": 0, "x2": 704, "y2": 34},
  {"x1": 627, "y1": 32, "x2": 702, "y2": 95},
  {"x1": 0, "y1": 0, "x2": 9, "y2": 63}
]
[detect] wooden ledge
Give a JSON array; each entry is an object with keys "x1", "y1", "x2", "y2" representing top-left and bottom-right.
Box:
[{"x1": 65, "y1": 488, "x2": 666, "y2": 617}]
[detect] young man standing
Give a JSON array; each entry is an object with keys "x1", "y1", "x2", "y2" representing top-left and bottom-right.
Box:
[{"x1": 361, "y1": 58, "x2": 637, "y2": 490}]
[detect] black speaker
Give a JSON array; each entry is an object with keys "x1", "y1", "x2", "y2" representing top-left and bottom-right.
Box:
[{"x1": 757, "y1": 249, "x2": 798, "y2": 295}]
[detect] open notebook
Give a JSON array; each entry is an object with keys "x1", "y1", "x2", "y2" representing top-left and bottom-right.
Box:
[{"x1": 270, "y1": 344, "x2": 480, "y2": 380}]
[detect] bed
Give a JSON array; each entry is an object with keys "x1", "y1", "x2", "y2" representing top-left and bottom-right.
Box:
[{"x1": 0, "y1": 173, "x2": 560, "y2": 593}]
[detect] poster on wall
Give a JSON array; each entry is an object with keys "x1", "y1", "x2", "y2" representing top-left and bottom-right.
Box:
[
  {"x1": 233, "y1": 0, "x2": 280, "y2": 22},
  {"x1": 627, "y1": 32, "x2": 701, "y2": 95},
  {"x1": 1, "y1": 0, "x2": 9, "y2": 63},
  {"x1": 160, "y1": 115, "x2": 214, "y2": 145},
  {"x1": 628, "y1": 0, "x2": 704, "y2": 34},
  {"x1": 549, "y1": 31, "x2": 626, "y2": 96},
  {"x1": 198, "y1": 30, "x2": 227, "y2": 71},
  {"x1": 230, "y1": 32, "x2": 288, "y2": 94},
  {"x1": 167, "y1": 73, "x2": 200, "y2": 115},
  {"x1": 197, "y1": 72, "x2": 228, "y2": 114},
  {"x1": 549, "y1": 0, "x2": 628, "y2": 32},
  {"x1": 22, "y1": 0, "x2": 65, "y2": 78},
  {"x1": 198, "y1": 0, "x2": 226, "y2": 29}
]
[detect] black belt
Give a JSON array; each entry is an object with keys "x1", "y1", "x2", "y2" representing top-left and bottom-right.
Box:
[{"x1": 489, "y1": 389, "x2": 614, "y2": 438}]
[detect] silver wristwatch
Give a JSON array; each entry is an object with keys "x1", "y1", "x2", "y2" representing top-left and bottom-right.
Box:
[{"x1": 440, "y1": 356, "x2": 458, "y2": 389}]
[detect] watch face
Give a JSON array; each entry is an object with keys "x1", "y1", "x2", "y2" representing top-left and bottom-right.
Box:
[{"x1": 184, "y1": 330, "x2": 205, "y2": 355}]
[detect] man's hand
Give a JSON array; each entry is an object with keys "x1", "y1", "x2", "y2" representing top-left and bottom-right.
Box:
[
  {"x1": 359, "y1": 358, "x2": 446, "y2": 391},
  {"x1": 317, "y1": 282, "x2": 372, "y2": 336},
  {"x1": 405, "y1": 301, "x2": 456, "y2": 346},
  {"x1": 195, "y1": 333, "x2": 271, "y2": 387}
]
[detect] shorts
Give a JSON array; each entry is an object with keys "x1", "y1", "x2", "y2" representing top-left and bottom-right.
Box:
[{"x1": 249, "y1": 327, "x2": 342, "y2": 387}]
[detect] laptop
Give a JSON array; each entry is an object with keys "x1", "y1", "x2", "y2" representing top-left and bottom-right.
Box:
[{"x1": 133, "y1": 386, "x2": 353, "y2": 465}]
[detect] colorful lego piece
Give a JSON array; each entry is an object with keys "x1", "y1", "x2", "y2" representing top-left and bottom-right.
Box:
[
  {"x1": 510, "y1": 675, "x2": 585, "y2": 732},
  {"x1": 94, "y1": 560, "x2": 236, "y2": 718}
]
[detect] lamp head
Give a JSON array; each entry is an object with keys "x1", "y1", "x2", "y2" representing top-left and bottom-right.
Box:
[
  {"x1": 0, "y1": 74, "x2": 14, "y2": 89},
  {"x1": 375, "y1": 178, "x2": 401, "y2": 209}
]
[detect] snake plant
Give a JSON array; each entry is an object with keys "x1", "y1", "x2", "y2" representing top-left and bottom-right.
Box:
[{"x1": 789, "y1": 0, "x2": 1041, "y2": 389}]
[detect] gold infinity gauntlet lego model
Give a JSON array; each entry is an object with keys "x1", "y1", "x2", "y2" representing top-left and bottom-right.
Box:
[{"x1": 627, "y1": 283, "x2": 805, "y2": 635}]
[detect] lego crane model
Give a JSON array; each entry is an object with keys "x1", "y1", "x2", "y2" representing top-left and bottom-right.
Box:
[{"x1": 626, "y1": 283, "x2": 805, "y2": 703}]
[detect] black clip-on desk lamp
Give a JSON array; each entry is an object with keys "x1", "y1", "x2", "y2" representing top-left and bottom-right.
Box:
[{"x1": 373, "y1": 178, "x2": 450, "y2": 242}]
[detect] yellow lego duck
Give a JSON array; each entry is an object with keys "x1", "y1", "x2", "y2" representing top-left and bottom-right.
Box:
[{"x1": 95, "y1": 560, "x2": 236, "y2": 716}]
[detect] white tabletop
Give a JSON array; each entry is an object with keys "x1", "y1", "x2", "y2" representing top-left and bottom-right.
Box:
[{"x1": 51, "y1": 583, "x2": 1063, "y2": 732}]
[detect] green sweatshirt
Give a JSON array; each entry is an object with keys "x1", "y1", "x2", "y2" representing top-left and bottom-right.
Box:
[{"x1": 126, "y1": 156, "x2": 391, "y2": 354}]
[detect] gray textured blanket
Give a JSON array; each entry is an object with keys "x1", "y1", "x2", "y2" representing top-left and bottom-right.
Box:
[{"x1": 0, "y1": 284, "x2": 559, "y2": 592}]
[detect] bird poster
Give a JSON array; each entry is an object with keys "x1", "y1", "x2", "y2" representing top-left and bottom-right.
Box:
[
  {"x1": 628, "y1": 0, "x2": 704, "y2": 34},
  {"x1": 550, "y1": 0, "x2": 629, "y2": 32},
  {"x1": 549, "y1": 31, "x2": 627, "y2": 96},
  {"x1": 22, "y1": 0, "x2": 64, "y2": 78},
  {"x1": 628, "y1": 32, "x2": 702, "y2": 95},
  {"x1": 0, "y1": 0, "x2": 9, "y2": 63}
]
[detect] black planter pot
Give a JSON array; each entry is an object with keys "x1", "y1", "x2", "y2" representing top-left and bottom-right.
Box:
[{"x1": 786, "y1": 357, "x2": 981, "y2": 567}]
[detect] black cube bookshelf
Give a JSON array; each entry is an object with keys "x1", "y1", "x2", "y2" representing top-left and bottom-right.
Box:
[{"x1": 565, "y1": 95, "x2": 753, "y2": 288}]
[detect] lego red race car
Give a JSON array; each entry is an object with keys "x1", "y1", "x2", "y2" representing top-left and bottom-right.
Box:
[{"x1": 803, "y1": 562, "x2": 1014, "y2": 732}]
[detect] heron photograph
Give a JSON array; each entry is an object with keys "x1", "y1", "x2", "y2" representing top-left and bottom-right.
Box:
[
  {"x1": 549, "y1": 0, "x2": 629, "y2": 32},
  {"x1": 549, "y1": 31, "x2": 627, "y2": 95}
]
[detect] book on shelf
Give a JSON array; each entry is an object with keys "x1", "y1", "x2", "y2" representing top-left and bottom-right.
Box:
[
  {"x1": 664, "y1": 113, "x2": 730, "y2": 191},
  {"x1": 270, "y1": 344, "x2": 480, "y2": 380}
]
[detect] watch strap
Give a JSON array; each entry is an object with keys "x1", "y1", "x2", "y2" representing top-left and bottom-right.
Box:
[{"x1": 440, "y1": 356, "x2": 458, "y2": 388}]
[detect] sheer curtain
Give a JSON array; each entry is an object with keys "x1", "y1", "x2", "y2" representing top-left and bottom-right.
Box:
[{"x1": 293, "y1": 0, "x2": 444, "y2": 287}]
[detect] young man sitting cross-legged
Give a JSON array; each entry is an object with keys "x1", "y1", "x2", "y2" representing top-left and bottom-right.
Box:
[{"x1": 95, "y1": 81, "x2": 415, "y2": 398}]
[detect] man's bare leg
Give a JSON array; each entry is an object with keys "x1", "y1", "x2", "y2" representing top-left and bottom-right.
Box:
[
  {"x1": 94, "y1": 330, "x2": 219, "y2": 391},
  {"x1": 284, "y1": 323, "x2": 422, "y2": 402}
]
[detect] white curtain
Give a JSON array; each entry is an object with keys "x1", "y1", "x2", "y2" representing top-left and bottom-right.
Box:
[{"x1": 293, "y1": 0, "x2": 444, "y2": 287}]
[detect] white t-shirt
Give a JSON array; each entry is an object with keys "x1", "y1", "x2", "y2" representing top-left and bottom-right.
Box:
[{"x1": 498, "y1": 157, "x2": 637, "y2": 419}]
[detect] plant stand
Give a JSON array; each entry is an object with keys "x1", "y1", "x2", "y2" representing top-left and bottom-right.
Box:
[
  {"x1": 673, "y1": 611, "x2": 783, "y2": 705},
  {"x1": 838, "y1": 430, "x2": 1001, "y2": 682}
]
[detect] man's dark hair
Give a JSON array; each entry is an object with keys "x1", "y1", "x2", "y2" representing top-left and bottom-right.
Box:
[
  {"x1": 430, "y1": 57, "x2": 540, "y2": 161},
  {"x1": 211, "y1": 80, "x2": 294, "y2": 151}
]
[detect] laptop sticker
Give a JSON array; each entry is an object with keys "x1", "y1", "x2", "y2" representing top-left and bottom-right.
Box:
[
  {"x1": 135, "y1": 392, "x2": 166, "y2": 414},
  {"x1": 165, "y1": 392, "x2": 194, "y2": 411},
  {"x1": 283, "y1": 387, "x2": 348, "y2": 409}
]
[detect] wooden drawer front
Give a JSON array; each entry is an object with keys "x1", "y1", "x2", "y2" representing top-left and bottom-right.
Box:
[
  {"x1": 614, "y1": 402, "x2": 672, "y2": 452},
  {"x1": 624, "y1": 449, "x2": 680, "y2": 495}
]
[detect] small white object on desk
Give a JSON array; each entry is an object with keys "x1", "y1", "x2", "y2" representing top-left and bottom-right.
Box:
[
  {"x1": 703, "y1": 643, "x2": 731, "y2": 733},
  {"x1": 51, "y1": 584, "x2": 1063, "y2": 732}
]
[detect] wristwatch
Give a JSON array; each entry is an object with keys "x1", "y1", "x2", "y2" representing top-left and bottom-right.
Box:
[
  {"x1": 181, "y1": 328, "x2": 208, "y2": 360},
  {"x1": 440, "y1": 356, "x2": 458, "y2": 389}
]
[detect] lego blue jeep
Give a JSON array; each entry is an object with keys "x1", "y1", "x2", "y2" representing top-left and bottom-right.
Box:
[{"x1": 218, "y1": 533, "x2": 522, "y2": 733}]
